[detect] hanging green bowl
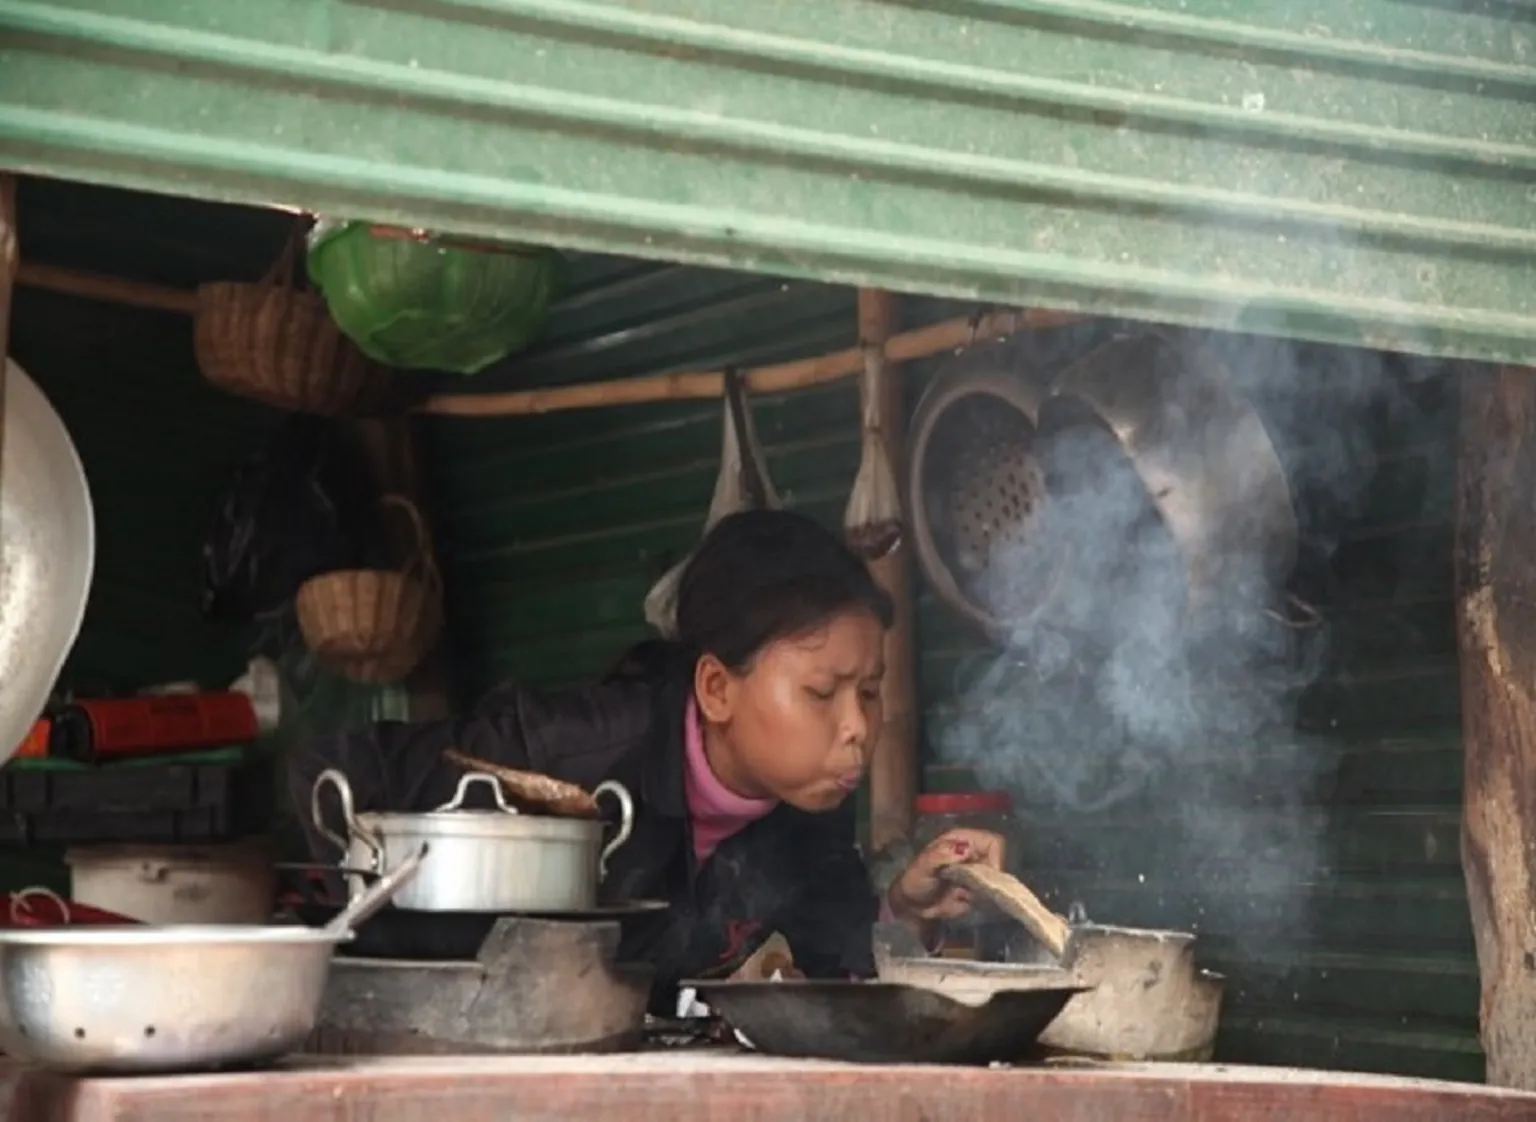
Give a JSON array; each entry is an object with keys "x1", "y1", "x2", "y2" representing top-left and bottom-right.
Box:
[{"x1": 306, "y1": 221, "x2": 561, "y2": 375}]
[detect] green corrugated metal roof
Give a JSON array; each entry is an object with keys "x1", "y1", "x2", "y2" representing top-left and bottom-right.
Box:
[{"x1": 1, "y1": 0, "x2": 1533, "y2": 363}]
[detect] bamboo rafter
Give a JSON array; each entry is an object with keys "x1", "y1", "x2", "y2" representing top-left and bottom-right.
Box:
[{"x1": 14, "y1": 261, "x2": 1086, "y2": 416}]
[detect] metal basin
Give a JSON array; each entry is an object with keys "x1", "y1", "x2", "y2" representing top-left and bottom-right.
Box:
[
  {"x1": 1037, "y1": 332, "x2": 1297, "y2": 609},
  {"x1": 0, "y1": 925, "x2": 346, "y2": 1073},
  {"x1": 0, "y1": 358, "x2": 94, "y2": 765}
]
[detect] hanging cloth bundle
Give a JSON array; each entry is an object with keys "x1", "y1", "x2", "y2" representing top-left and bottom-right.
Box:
[
  {"x1": 843, "y1": 342, "x2": 904, "y2": 560},
  {"x1": 644, "y1": 370, "x2": 782, "y2": 636}
]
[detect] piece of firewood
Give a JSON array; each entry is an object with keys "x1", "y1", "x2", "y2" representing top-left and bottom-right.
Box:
[
  {"x1": 444, "y1": 748, "x2": 600, "y2": 819},
  {"x1": 938, "y1": 864, "x2": 1073, "y2": 959}
]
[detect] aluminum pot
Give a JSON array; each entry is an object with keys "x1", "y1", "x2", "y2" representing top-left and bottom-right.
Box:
[
  {"x1": 1037, "y1": 331, "x2": 1298, "y2": 611},
  {"x1": 878, "y1": 923, "x2": 1224, "y2": 1062},
  {"x1": 312, "y1": 769, "x2": 634, "y2": 913}
]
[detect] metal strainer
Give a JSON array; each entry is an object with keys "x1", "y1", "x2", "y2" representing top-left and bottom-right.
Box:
[
  {"x1": 908, "y1": 345, "x2": 1066, "y2": 639},
  {"x1": 943, "y1": 403, "x2": 1048, "y2": 578}
]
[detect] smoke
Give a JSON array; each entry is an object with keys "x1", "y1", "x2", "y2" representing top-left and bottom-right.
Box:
[{"x1": 933, "y1": 328, "x2": 1432, "y2": 946}]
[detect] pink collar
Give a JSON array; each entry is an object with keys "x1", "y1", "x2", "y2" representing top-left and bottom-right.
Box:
[{"x1": 683, "y1": 698, "x2": 776, "y2": 861}]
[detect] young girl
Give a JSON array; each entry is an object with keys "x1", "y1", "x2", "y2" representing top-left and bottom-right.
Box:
[{"x1": 292, "y1": 509, "x2": 1006, "y2": 1004}]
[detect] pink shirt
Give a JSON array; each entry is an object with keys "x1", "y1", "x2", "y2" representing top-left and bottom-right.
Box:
[{"x1": 683, "y1": 698, "x2": 777, "y2": 864}]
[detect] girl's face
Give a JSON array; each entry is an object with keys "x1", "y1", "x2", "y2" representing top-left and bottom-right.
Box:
[{"x1": 694, "y1": 609, "x2": 886, "y2": 811}]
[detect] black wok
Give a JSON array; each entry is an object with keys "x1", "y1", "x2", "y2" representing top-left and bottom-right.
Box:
[{"x1": 686, "y1": 979, "x2": 1084, "y2": 1065}]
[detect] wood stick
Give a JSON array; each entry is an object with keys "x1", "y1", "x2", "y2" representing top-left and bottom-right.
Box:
[
  {"x1": 16, "y1": 261, "x2": 198, "y2": 316},
  {"x1": 859, "y1": 289, "x2": 919, "y2": 857},
  {"x1": 939, "y1": 863, "x2": 1073, "y2": 959},
  {"x1": 419, "y1": 307, "x2": 1084, "y2": 418}
]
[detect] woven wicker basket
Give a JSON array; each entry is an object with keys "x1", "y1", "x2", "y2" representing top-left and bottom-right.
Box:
[
  {"x1": 193, "y1": 221, "x2": 392, "y2": 416},
  {"x1": 295, "y1": 496, "x2": 444, "y2": 684}
]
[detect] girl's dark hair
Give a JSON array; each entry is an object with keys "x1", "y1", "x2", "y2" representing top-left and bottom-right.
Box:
[{"x1": 674, "y1": 509, "x2": 894, "y2": 671}]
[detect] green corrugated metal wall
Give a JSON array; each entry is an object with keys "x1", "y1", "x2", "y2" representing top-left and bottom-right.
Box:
[
  {"x1": 8, "y1": 180, "x2": 281, "y2": 692},
  {"x1": 3, "y1": 0, "x2": 1534, "y2": 365},
  {"x1": 422, "y1": 266, "x2": 1477, "y2": 1080}
]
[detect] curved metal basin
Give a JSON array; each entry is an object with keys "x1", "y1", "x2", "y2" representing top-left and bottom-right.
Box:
[{"x1": 0, "y1": 357, "x2": 94, "y2": 765}]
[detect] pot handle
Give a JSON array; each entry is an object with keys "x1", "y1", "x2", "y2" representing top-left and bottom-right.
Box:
[
  {"x1": 311, "y1": 769, "x2": 378, "y2": 864},
  {"x1": 435, "y1": 772, "x2": 521, "y2": 814},
  {"x1": 10, "y1": 886, "x2": 69, "y2": 926},
  {"x1": 594, "y1": 780, "x2": 635, "y2": 877}
]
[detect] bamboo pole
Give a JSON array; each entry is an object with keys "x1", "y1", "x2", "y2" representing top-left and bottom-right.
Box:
[
  {"x1": 16, "y1": 261, "x2": 198, "y2": 317},
  {"x1": 10, "y1": 259, "x2": 1088, "y2": 419},
  {"x1": 420, "y1": 307, "x2": 1084, "y2": 417},
  {"x1": 859, "y1": 288, "x2": 919, "y2": 857},
  {"x1": 1, "y1": 177, "x2": 17, "y2": 473},
  {"x1": 0, "y1": 179, "x2": 16, "y2": 359}
]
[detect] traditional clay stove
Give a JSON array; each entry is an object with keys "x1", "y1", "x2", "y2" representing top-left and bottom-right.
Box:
[{"x1": 304, "y1": 914, "x2": 653, "y2": 1056}]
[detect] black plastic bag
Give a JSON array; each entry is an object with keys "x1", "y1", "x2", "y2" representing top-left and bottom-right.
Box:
[{"x1": 201, "y1": 417, "x2": 377, "y2": 626}]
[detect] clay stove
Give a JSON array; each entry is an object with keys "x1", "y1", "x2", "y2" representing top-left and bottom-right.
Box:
[{"x1": 305, "y1": 915, "x2": 652, "y2": 1056}]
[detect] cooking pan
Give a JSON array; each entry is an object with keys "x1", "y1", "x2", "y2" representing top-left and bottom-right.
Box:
[
  {"x1": 881, "y1": 864, "x2": 1224, "y2": 1061},
  {"x1": 0, "y1": 358, "x2": 95, "y2": 766},
  {"x1": 687, "y1": 979, "x2": 1084, "y2": 1065}
]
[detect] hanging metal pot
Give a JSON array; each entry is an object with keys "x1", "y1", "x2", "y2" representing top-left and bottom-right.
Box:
[
  {"x1": 1036, "y1": 331, "x2": 1299, "y2": 617},
  {"x1": 907, "y1": 342, "x2": 1067, "y2": 640}
]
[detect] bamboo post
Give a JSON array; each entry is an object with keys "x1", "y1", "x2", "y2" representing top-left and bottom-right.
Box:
[
  {"x1": 0, "y1": 176, "x2": 17, "y2": 471},
  {"x1": 859, "y1": 289, "x2": 919, "y2": 857},
  {"x1": 1456, "y1": 363, "x2": 1536, "y2": 1090}
]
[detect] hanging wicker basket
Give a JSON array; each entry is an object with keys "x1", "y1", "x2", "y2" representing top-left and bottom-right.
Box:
[
  {"x1": 295, "y1": 496, "x2": 444, "y2": 684},
  {"x1": 193, "y1": 220, "x2": 394, "y2": 416}
]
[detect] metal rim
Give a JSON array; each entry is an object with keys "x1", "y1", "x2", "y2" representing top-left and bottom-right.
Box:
[
  {"x1": 0, "y1": 924, "x2": 342, "y2": 948},
  {"x1": 354, "y1": 809, "x2": 608, "y2": 841},
  {"x1": 908, "y1": 348, "x2": 1063, "y2": 640}
]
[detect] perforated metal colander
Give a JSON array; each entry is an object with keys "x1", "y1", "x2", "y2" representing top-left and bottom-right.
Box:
[
  {"x1": 908, "y1": 347, "x2": 1064, "y2": 638},
  {"x1": 942, "y1": 402, "x2": 1048, "y2": 578}
]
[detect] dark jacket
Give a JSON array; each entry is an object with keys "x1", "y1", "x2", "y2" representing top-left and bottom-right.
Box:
[{"x1": 290, "y1": 642, "x2": 880, "y2": 1008}]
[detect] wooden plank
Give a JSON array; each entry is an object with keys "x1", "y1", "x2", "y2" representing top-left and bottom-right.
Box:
[
  {"x1": 8, "y1": 1056, "x2": 1536, "y2": 1122},
  {"x1": 1455, "y1": 363, "x2": 1536, "y2": 1091}
]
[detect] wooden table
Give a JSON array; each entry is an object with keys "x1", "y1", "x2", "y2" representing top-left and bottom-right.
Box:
[{"x1": 6, "y1": 1055, "x2": 1536, "y2": 1122}]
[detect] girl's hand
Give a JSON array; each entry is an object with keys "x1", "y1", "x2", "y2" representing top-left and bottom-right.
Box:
[{"x1": 886, "y1": 829, "x2": 1008, "y2": 922}]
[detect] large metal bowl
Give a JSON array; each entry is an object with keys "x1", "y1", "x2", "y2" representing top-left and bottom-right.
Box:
[
  {"x1": 1037, "y1": 332, "x2": 1298, "y2": 610},
  {"x1": 0, "y1": 357, "x2": 95, "y2": 764},
  {"x1": 0, "y1": 925, "x2": 343, "y2": 1073}
]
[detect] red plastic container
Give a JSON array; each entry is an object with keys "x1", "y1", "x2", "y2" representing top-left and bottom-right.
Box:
[{"x1": 3, "y1": 887, "x2": 140, "y2": 928}]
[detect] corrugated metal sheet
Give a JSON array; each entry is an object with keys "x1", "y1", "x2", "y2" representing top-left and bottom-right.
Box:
[
  {"x1": 423, "y1": 265, "x2": 1478, "y2": 1080},
  {"x1": 8, "y1": 180, "x2": 282, "y2": 692},
  {"x1": 1, "y1": 0, "x2": 1533, "y2": 364},
  {"x1": 951, "y1": 363, "x2": 1480, "y2": 1080}
]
